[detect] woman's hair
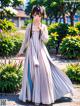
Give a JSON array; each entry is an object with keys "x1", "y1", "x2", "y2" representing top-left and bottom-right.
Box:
[
  {"x1": 30, "y1": 5, "x2": 47, "y2": 40},
  {"x1": 30, "y1": 5, "x2": 47, "y2": 19}
]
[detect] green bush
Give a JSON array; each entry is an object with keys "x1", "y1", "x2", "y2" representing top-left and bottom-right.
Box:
[
  {"x1": 21, "y1": 25, "x2": 27, "y2": 29},
  {"x1": 48, "y1": 23, "x2": 69, "y2": 53},
  {"x1": 68, "y1": 26, "x2": 79, "y2": 36},
  {"x1": 48, "y1": 23, "x2": 69, "y2": 37},
  {"x1": 66, "y1": 63, "x2": 80, "y2": 84},
  {"x1": 0, "y1": 61, "x2": 23, "y2": 93},
  {"x1": 0, "y1": 35, "x2": 15, "y2": 57},
  {"x1": 42, "y1": 19, "x2": 47, "y2": 25},
  {"x1": 60, "y1": 36, "x2": 80, "y2": 59},
  {"x1": 0, "y1": 18, "x2": 16, "y2": 32},
  {"x1": 75, "y1": 22, "x2": 80, "y2": 33},
  {"x1": 46, "y1": 32, "x2": 58, "y2": 51},
  {"x1": 11, "y1": 32, "x2": 24, "y2": 56},
  {"x1": 48, "y1": 23, "x2": 59, "y2": 34},
  {"x1": 48, "y1": 23, "x2": 61, "y2": 50},
  {"x1": 0, "y1": 32, "x2": 23, "y2": 57},
  {"x1": 24, "y1": 19, "x2": 32, "y2": 26},
  {"x1": 48, "y1": 23, "x2": 69, "y2": 44}
]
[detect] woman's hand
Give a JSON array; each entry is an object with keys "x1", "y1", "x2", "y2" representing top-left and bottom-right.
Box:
[
  {"x1": 38, "y1": 23, "x2": 44, "y2": 32},
  {"x1": 38, "y1": 25, "x2": 42, "y2": 30},
  {"x1": 33, "y1": 21, "x2": 42, "y2": 30}
]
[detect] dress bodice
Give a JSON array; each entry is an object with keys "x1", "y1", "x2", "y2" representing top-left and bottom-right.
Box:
[
  {"x1": 18, "y1": 23, "x2": 49, "y2": 55},
  {"x1": 31, "y1": 24, "x2": 41, "y2": 54}
]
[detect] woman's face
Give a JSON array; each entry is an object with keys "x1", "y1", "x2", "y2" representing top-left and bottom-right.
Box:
[{"x1": 33, "y1": 12, "x2": 41, "y2": 22}]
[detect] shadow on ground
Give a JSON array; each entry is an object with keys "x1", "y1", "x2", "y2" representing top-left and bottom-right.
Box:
[{"x1": 0, "y1": 94, "x2": 72, "y2": 106}]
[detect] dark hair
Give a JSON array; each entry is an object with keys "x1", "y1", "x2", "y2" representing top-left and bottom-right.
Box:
[
  {"x1": 30, "y1": 5, "x2": 47, "y2": 19},
  {"x1": 30, "y1": 21, "x2": 42, "y2": 40},
  {"x1": 30, "y1": 5, "x2": 47, "y2": 40}
]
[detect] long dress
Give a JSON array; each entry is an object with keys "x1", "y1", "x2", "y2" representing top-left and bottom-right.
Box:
[{"x1": 18, "y1": 23, "x2": 75, "y2": 104}]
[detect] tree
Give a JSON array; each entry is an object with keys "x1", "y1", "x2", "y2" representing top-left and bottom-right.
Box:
[
  {"x1": 45, "y1": 0, "x2": 61, "y2": 24},
  {"x1": 0, "y1": 0, "x2": 24, "y2": 19},
  {"x1": 59, "y1": 2, "x2": 67, "y2": 24},
  {"x1": 66, "y1": 1, "x2": 80, "y2": 26}
]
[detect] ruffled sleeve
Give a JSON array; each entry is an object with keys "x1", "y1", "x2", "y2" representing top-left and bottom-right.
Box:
[
  {"x1": 18, "y1": 23, "x2": 31, "y2": 54},
  {"x1": 40, "y1": 24, "x2": 49, "y2": 43}
]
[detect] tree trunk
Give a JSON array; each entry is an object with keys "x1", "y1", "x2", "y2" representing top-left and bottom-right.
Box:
[
  {"x1": 0, "y1": 11, "x2": 3, "y2": 19},
  {"x1": 70, "y1": 12, "x2": 74, "y2": 26},
  {"x1": 56, "y1": 36, "x2": 61, "y2": 54},
  {"x1": 63, "y1": 13, "x2": 66, "y2": 24},
  {"x1": 49, "y1": 18, "x2": 52, "y2": 25},
  {"x1": 55, "y1": 17, "x2": 58, "y2": 22}
]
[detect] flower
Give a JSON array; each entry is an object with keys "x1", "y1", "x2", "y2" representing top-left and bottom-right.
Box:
[
  {"x1": 5, "y1": 7, "x2": 18, "y2": 15},
  {"x1": 0, "y1": 29, "x2": 2, "y2": 33}
]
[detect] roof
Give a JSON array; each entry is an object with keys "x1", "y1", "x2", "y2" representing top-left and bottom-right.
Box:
[{"x1": 15, "y1": 9, "x2": 29, "y2": 18}]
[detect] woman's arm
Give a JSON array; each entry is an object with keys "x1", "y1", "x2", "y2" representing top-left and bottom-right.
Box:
[
  {"x1": 40, "y1": 25, "x2": 49, "y2": 43},
  {"x1": 18, "y1": 23, "x2": 30, "y2": 55}
]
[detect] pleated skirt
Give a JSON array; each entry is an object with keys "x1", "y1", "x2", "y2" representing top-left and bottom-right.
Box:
[{"x1": 19, "y1": 47, "x2": 74, "y2": 105}]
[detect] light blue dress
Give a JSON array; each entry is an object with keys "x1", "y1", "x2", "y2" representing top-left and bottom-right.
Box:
[{"x1": 18, "y1": 23, "x2": 75, "y2": 104}]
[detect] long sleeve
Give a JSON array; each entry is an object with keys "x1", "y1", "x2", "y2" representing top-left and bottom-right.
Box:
[
  {"x1": 40, "y1": 25, "x2": 49, "y2": 43},
  {"x1": 18, "y1": 23, "x2": 30, "y2": 54}
]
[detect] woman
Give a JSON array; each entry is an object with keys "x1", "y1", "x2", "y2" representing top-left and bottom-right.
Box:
[{"x1": 16, "y1": 5, "x2": 74, "y2": 105}]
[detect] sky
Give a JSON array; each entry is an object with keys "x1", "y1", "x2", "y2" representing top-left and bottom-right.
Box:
[
  {"x1": 24, "y1": 0, "x2": 29, "y2": 4},
  {"x1": 23, "y1": 0, "x2": 29, "y2": 9},
  {"x1": 24, "y1": 0, "x2": 29, "y2": 7}
]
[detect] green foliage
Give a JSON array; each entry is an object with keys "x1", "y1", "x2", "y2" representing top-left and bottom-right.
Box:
[
  {"x1": 66, "y1": 2, "x2": 80, "y2": 26},
  {"x1": 11, "y1": 36, "x2": 23, "y2": 56},
  {"x1": 0, "y1": 0, "x2": 23, "y2": 19},
  {"x1": 0, "y1": 35, "x2": 14, "y2": 57},
  {"x1": 56, "y1": 23, "x2": 69, "y2": 36},
  {"x1": 42, "y1": 19, "x2": 47, "y2": 25},
  {"x1": 0, "y1": 19, "x2": 16, "y2": 32},
  {"x1": 68, "y1": 26, "x2": 79, "y2": 36},
  {"x1": 0, "y1": 61, "x2": 23, "y2": 93},
  {"x1": 46, "y1": 36, "x2": 56, "y2": 52},
  {"x1": 25, "y1": 0, "x2": 80, "y2": 26},
  {"x1": 48, "y1": 23, "x2": 59, "y2": 34},
  {"x1": 60, "y1": 36, "x2": 80, "y2": 59},
  {"x1": 21, "y1": 25, "x2": 27, "y2": 29},
  {"x1": 66, "y1": 63, "x2": 80, "y2": 84},
  {"x1": 48, "y1": 22, "x2": 69, "y2": 39},
  {"x1": 47, "y1": 23, "x2": 69, "y2": 51},
  {"x1": 0, "y1": 32, "x2": 23, "y2": 57},
  {"x1": 0, "y1": 0, "x2": 23, "y2": 8},
  {"x1": 44, "y1": 0, "x2": 63, "y2": 23},
  {"x1": 46, "y1": 32, "x2": 58, "y2": 51},
  {"x1": 24, "y1": 19, "x2": 32, "y2": 26},
  {"x1": 75, "y1": 22, "x2": 80, "y2": 32}
]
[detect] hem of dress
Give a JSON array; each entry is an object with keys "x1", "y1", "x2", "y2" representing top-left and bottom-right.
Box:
[{"x1": 19, "y1": 91, "x2": 73, "y2": 105}]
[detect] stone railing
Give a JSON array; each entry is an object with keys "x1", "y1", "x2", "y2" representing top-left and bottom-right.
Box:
[{"x1": 0, "y1": 57, "x2": 25, "y2": 65}]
